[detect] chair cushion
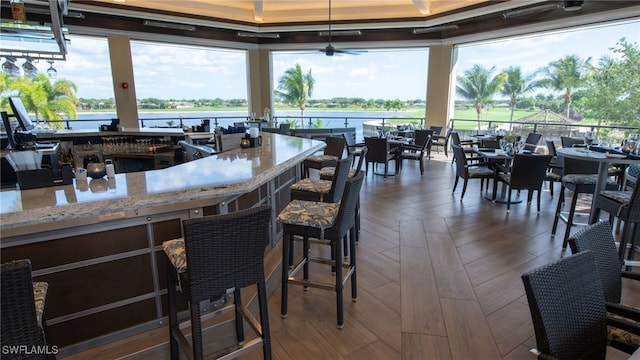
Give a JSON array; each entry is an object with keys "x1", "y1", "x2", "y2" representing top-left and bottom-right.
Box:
[
  {"x1": 277, "y1": 200, "x2": 340, "y2": 231},
  {"x1": 545, "y1": 172, "x2": 562, "y2": 181},
  {"x1": 305, "y1": 154, "x2": 339, "y2": 163},
  {"x1": 33, "y1": 281, "x2": 48, "y2": 328},
  {"x1": 601, "y1": 190, "x2": 632, "y2": 205},
  {"x1": 468, "y1": 167, "x2": 494, "y2": 177},
  {"x1": 290, "y1": 178, "x2": 332, "y2": 194},
  {"x1": 162, "y1": 238, "x2": 187, "y2": 274},
  {"x1": 562, "y1": 174, "x2": 598, "y2": 185},
  {"x1": 607, "y1": 311, "x2": 640, "y2": 348},
  {"x1": 319, "y1": 167, "x2": 356, "y2": 179}
]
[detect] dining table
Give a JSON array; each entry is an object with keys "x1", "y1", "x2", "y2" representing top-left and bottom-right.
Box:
[
  {"x1": 474, "y1": 148, "x2": 523, "y2": 204},
  {"x1": 556, "y1": 147, "x2": 640, "y2": 222}
]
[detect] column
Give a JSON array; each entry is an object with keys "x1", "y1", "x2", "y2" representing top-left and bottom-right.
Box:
[
  {"x1": 108, "y1": 36, "x2": 139, "y2": 129},
  {"x1": 247, "y1": 48, "x2": 274, "y2": 125},
  {"x1": 425, "y1": 44, "x2": 456, "y2": 131}
]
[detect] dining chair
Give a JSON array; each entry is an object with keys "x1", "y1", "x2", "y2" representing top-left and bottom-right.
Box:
[
  {"x1": 302, "y1": 135, "x2": 346, "y2": 178},
  {"x1": 544, "y1": 140, "x2": 563, "y2": 197},
  {"x1": 364, "y1": 137, "x2": 398, "y2": 179},
  {"x1": 1, "y1": 259, "x2": 54, "y2": 360},
  {"x1": 492, "y1": 154, "x2": 552, "y2": 212},
  {"x1": 523, "y1": 132, "x2": 542, "y2": 152},
  {"x1": 343, "y1": 133, "x2": 364, "y2": 167},
  {"x1": 560, "y1": 136, "x2": 585, "y2": 148},
  {"x1": 590, "y1": 177, "x2": 640, "y2": 263},
  {"x1": 451, "y1": 144, "x2": 494, "y2": 200},
  {"x1": 163, "y1": 205, "x2": 272, "y2": 360},
  {"x1": 429, "y1": 126, "x2": 443, "y2": 137},
  {"x1": 522, "y1": 251, "x2": 640, "y2": 359},
  {"x1": 400, "y1": 131, "x2": 432, "y2": 176},
  {"x1": 451, "y1": 131, "x2": 481, "y2": 163},
  {"x1": 431, "y1": 128, "x2": 452, "y2": 157},
  {"x1": 551, "y1": 156, "x2": 619, "y2": 251},
  {"x1": 278, "y1": 173, "x2": 365, "y2": 329}
]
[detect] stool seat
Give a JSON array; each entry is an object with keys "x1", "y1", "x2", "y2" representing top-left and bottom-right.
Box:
[
  {"x1": 291, "y1": 156, "x2": 353, "y2": 203},
  {"x1": 33, "y1": 282, "x2": 49, "y2": 328},
  {"x1": 162, "y1": 238, "x2": 186, "y2": 273},
  {"x1": 319, "y1": 167, "x2": 356, "y2": 180}
]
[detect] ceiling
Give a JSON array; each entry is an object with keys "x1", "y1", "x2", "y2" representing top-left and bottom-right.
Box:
[{"x1": 3, "y1": 0, "x2": 640, "y2": 53}]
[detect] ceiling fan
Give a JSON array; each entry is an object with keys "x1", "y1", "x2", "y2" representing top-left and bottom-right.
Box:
[{"x1": 319, "y1": 0, "x2": 365, "y2": 56}]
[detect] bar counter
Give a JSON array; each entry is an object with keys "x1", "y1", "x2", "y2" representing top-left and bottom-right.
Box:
[{"x1": 0, "y1": 132, "x2": 324, "y2": 354}]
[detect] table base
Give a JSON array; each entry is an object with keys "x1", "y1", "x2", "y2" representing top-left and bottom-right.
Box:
[{"x1": 484, "y1": 192, "x2": 523, "y2": 204}]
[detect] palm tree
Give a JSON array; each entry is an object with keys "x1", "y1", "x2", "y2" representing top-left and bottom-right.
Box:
[
  {"x1": 501, "y1": 66, "x2": 538, "y2": 129},
  {"x1": 10, "y1": 74, "x2": 77, "y2": 129},
  {"x1": 456, "y1": 65, "x2": 507, "y2": 131},
  {"x1": 537, "y1": 54, "x2": 593, "y2": 119},
  {"x1": 274, "y1": 64, "x2": 314, "y2": 128}
]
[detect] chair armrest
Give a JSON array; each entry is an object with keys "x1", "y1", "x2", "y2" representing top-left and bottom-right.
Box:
[
  {"x1": 529, "y1": 349, "x2": 559, "y2": 360},
  {"x1": 494, "y1": 162, "x2": 510, "y2": 173},
  {"x1": 402, "y1": 144, "x2": 422, "y2": 152},
  {"x1": 347, "y1": 143, "x2": 365, "y2": 149},
  {"x1": 467, "y1": 162, "x2": 491, "y2": 168},
  {"x1": 621, "y1": 270, "x2": 640, "y2": 282}
]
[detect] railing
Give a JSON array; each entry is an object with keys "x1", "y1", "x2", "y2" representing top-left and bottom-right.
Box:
[{"x1": 25, "y1": 115, "x2": 639, "y2": 145}]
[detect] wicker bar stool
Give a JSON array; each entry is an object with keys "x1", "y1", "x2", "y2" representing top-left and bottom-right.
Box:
[
  {"x1": 163, "y1": 205, "x2": 272, "y2": 360},
  {"x1": 278, "y1": 173, "x2": 365, "y2": 329},
  {"x1": 1, "y1": 259, "x2": 53, "y2": 360},
  {"x1": 551, "y1": 156, "x2": 619, "y2": 251},
  {"x1": 291, "y1": 155, "x2": 353, "y2": 203},
  {"x1": 302, "y1": 135, "x2": 346, "y2": 178},
  {"x1": 320, "y1": 147, "x2": 368, "y2": 243}
]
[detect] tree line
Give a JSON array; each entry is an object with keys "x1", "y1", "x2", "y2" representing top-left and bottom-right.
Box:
[{"x1": 2, "y1": 38, "x2": 638, "y2": 130}]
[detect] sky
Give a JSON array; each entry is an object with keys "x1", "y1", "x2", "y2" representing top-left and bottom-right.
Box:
[{"x1": 46, "y1": 19, "x2": 639, "y2": 101}]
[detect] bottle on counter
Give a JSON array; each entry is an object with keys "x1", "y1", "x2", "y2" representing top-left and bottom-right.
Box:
[{"x1": 10, "y1": 0, "x2": 27, "y2": 22}]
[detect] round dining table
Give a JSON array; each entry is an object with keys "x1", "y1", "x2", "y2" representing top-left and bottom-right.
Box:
[{"x1": 556, "y1": 147, "x2": 640, "y2": 222}]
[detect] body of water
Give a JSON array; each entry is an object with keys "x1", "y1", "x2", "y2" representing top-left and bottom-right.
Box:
[{"x1": 67, "y1": 110, "x2": 422, "y2": 141}]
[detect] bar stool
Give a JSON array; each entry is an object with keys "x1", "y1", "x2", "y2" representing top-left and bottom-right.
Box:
[
  {"x1": 163, "y1": 205, "x2": 272, "y2": 360},
  {"x1": 551, "y1": 157, "x2": 619, "y2": 251},
  {"x1": 1, "y1": 259, "x2": 53, "y2": 360},
  {"x1": 291, "y1": 155, "x2": 353, "y2": 203},
  {"x1": 320, "y1": 147, "x2": 368, "y2": 242},
  {"x1": 302, "y1": 136, "x2": 346, "y2": 178},
  {"x1": 590, "y1": 179, "x2": 640, "y2": 263},
  {"x1": 278, "y1": 173, "x2": 365, "y2": 329}
]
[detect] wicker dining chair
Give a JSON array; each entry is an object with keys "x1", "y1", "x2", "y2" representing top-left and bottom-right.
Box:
[
  {"x1": 522, "y1": 251, "x2": 640, "y2": 359},
  {"x1": 399, "y1": 131, "x2": 432, "y2": 176},
  {"x1": 492, "y1": 154, "x2": 552, "y2": 212},
  {"x1": 278, "y1": 173, "x2": 365, "y2": 329},
  {"x1": 451, "y1": 144, "x2": 494, "y2": 200},
  {"x1": 1, "y1": 259, "x2": 54, "y2": 360},
  {"x1": 163, "y1": 205, "x2": 272, "y2": 360}
]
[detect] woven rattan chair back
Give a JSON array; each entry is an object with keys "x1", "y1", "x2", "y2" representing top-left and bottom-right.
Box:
[
  {"x1": 452, "y1": 144, "x2": 469, "y2": 177},
  {"x1": 182, "y1": 205, "x2": 271, "y2": 301},
  {"x1": 324, "y1": 136, "x2": 346, "y2": 158},
  {"x1": 561, "y1": 136, "x2": 585, "y2": 148},
  {"x1": 429, "y1": 126, "x2": 443, "y2": 137},
  {"x1": 414, "y1": 129, "x2": 433, "y2": 149},
  {"x1": 568, "y1": 221, "x2": 623, "y2": 304},
  {"x1": 326, "y1": 172, "x2": 365, "y2": 240},
  {"x1": 327, "y1": 156, "x2": 353, "y2": 203},
  {"x1": 522, "y1": 251, "x2": 608, "y2": 360},
  {"x1": 1, "y1": 259, "x2": 50, "y2": 358},
  {"x1": 562, "y1": 156, "x2": 599, "y2": 175},
  {"x1": 508, "y1": 154, "x2": 552, "y2": 190},
  {"x1": 364, "y1": 137, "x2": 390, "y2": 164}
]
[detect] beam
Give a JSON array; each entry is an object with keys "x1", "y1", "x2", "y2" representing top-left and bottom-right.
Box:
[{"x1": 254, "y1": 0, "x2": 263, "y2": 22}]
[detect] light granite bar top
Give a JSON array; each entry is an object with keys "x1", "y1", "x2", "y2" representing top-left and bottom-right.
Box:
[
  {"x1": 1, "y1": 133, "x2": 324, "y2": 236},
  {"x1": 35, "y1": 127, "x2": 186, "y2": 139}
]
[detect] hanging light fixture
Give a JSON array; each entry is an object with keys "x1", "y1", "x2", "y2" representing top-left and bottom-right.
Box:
[
  {"x1": 22, "y1": 58, "x2": 38, "y2": 78},
  {"x1": 2, "y1": 57, "x2": 20, "y2": 77},
  {"x1": 46, "y1": 59, "x2": 57, "y2": 79}
]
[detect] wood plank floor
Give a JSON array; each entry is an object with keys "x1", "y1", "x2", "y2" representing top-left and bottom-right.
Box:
[{"x1": 63, "y1": 152, "x2": 640, "y2": 360}]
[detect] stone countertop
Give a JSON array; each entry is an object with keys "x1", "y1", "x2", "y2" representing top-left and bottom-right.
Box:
[{"x1": 1, "y1": 133, "x2": 324, "y2": 234}]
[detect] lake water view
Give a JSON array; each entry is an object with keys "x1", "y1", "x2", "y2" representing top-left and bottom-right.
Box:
[{"x1": 70, "y1": 110, "x2": 423, "y2": 141}]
